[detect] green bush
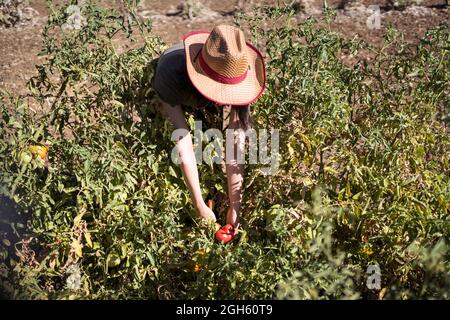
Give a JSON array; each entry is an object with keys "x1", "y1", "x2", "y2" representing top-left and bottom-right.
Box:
[{"x1": 0, "y1": 2, "x2": 448, "y2": 299}]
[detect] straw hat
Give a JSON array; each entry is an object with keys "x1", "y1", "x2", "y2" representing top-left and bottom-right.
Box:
[{"x1": 183, "y1": 25, "x2": 266, "y2": 106}]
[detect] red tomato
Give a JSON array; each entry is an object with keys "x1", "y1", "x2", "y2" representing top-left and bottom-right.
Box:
[
  {"x1": 215, "y1": 224, "x2": 236, "y2": 244},
  {"x1": 222, "y1": 224, "x2": 234, "y2": 233}
]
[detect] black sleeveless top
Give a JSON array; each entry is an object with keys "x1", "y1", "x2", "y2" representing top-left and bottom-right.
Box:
[{"x1": 152, "y1": 42, "x2": 217, "y2": 111}]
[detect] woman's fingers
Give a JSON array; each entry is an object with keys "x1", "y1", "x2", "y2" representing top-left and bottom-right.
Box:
[{"x1": 196, "y1": 203, "x2": 217, "y2": 222}]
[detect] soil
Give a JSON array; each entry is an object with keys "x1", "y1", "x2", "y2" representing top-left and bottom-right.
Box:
[{"x1": 0, "y1": 0, "x2": 448, "y2": 96}]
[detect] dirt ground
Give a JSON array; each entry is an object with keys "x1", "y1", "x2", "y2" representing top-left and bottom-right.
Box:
[{"x1": 0, "y1": 0, "x2": 449, "y2": 96}]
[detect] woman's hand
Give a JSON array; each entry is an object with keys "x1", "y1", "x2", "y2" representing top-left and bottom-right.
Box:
[
  {"x1": 226, "y1": 206, "x2": 240, "y2": 229},
  {"x1": 195, "y1": 202, "x2": 217, "y2": 222}
]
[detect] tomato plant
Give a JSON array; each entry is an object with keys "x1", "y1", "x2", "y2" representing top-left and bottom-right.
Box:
[{"x1": 0, "y1": 2, "x2": 448, "y2": 300}]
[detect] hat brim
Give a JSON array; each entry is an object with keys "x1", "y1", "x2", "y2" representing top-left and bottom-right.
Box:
[{"x1": 183, "y1": 31, "x2": 266, "y2": 106}]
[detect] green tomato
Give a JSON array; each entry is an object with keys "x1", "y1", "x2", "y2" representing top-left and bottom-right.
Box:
[
  {"x1": 107, "y1": 252, "x2": 121, "y2": 268},
  {"x1": 19, "y1": 150, "x2": 32, "y2": 165}
]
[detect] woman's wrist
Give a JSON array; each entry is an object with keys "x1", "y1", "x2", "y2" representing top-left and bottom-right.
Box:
[
  {"x1": 228, "y1": 203, "x2": 241, "y2": 214},
  {"x1": 193, "y1": 199, "x2": 207, "y2": 211}
]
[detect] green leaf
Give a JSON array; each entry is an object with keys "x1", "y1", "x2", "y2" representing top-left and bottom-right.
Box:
[
  {"x1": 84, "y1": 232, "x2": 93, "y2": 248},
  {"x1": 72, "y1": 240, "x2": 83, "y2": 258}
]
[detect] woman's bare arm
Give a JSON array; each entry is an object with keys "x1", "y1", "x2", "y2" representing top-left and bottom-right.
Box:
[
  {"x1": 225, "y1": 107, "x2": 245, "y2": 228},
  {"x1": 161, "y1": 102, "x2": 216, "y2": 222}
]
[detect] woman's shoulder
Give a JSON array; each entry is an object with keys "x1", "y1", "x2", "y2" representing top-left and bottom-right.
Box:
[
  {"x1": 156, "y1": 42, "x2": 186, "y2": 75},
  {"x1": 160, "y1": 42, "x2": 185, "y2": 57},
  {"x1": 153, "y1": 41, "x2": 196, "y2": 106}
]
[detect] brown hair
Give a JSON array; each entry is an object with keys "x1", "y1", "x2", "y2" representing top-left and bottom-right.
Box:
[{"x1": 233, "y1": 105, "x2": 252, "y2": 131}]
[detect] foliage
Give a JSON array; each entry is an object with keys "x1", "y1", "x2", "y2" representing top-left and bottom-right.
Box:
[{"x1": 0, "y1": 1, "x2": 449, "y2": 299}]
